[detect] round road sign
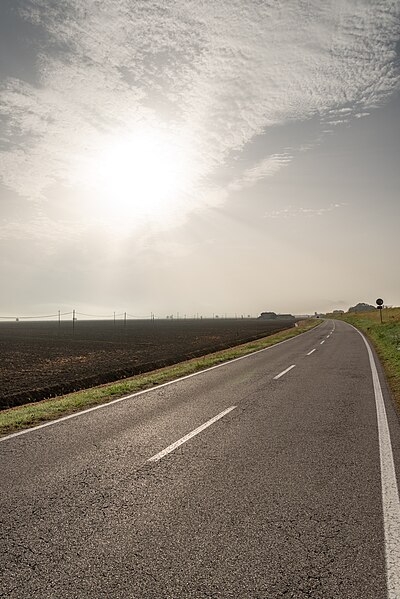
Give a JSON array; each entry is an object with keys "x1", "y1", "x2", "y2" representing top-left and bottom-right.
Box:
[{"x1": 376, "y1": 298, "x2": 384, "y2": 306}]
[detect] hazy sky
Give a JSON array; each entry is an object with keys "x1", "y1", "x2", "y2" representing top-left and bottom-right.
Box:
[{"x1": 1, "y1": 0, "x2": 399, "y2": 318}]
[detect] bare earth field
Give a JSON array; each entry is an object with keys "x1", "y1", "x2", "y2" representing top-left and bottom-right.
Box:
[{"x1": 0, "y1": 318, "x2": 296, "y2": 409}]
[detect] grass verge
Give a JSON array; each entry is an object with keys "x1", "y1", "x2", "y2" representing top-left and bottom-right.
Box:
[
  {"x1": 331, "y1": 307, "x2": 400, "y2": 413},
  {"x1": 0, "y1": 319, "x2": 319, "y2": 436}
]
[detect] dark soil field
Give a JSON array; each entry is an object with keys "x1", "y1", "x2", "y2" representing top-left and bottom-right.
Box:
[{"x1": 0, "y1": 318, "x2": 296, "y2": 409}]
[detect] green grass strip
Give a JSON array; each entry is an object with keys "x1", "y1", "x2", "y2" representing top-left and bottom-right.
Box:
[
  {"x1": 330, "y1": 308, "x2": 400, "y2": 413},
  {"x1": 0, "y1": 320, "x2": 319, "y2": 436}
]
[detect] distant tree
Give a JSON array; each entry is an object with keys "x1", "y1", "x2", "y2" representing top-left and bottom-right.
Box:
[{"x1": 348, "y1": 302, "x2": 375, "y2": 313}]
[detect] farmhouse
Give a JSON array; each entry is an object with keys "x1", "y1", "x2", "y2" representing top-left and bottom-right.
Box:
[{"x1": 258, "y1": 312, "x2": 295, "y2": 322}]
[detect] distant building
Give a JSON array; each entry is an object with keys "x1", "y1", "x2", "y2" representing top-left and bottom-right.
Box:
[
  {"x1": 258, "y1": 312, "x2": 295, "y2": 322},
  {"x1": 258, "y1": 312, "x2": 277, "y2": 320}
]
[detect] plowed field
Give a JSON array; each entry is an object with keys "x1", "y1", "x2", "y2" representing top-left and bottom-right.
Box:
[{"x1": 0, "y1": 318, "x2": 296, "y2": 409}]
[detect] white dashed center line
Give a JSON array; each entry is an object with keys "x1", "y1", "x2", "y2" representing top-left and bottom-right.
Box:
[
  {"x1": 148, "y1": 406, "x2": 236, "y2": 463},
  {"x1": 273, "y1": 364, "x2": 296, "y2": 379},
  {"x1": 320, "y1": 340, "x2": 325, "y2": 345},
  {"x1": 307, "y1": 349, "x2": 316, "y2": 356}
]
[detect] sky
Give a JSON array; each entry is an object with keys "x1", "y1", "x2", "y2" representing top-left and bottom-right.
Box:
[{"x1": 0, "y1": 0, "x2": 399, "y2": 319}]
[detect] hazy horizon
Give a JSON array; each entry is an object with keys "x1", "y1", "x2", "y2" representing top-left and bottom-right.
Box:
[
  {"x1": 1, "y1": 1, "x2": 399, "y2": 317},
  {"x1": 0, "y1": 302, "x2": 396, "y2": 322}
]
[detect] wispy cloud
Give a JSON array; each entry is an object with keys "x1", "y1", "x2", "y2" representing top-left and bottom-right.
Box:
[
  {"x1": 0, "y1": 214, "x2": 85, "y2": 243},
  {"x1": 0, "y1": 1, "x2": 399, "y2": 232},
  {"x1": 264, "y1": 203, "x2": 347, "y2": 219},
  {"x1": 229, "y1": 153, "x2": 293, "y2": 192}
]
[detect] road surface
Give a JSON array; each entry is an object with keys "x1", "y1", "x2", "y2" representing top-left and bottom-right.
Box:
[{"x1": 1, "y1": 319, "x2": 400, "y2": 598}]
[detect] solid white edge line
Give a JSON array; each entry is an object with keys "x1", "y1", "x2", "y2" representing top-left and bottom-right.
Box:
[
  {"x1": 306, "y1": 349, "x2": 316, "y2": 356},
  {"x1": 273, "y1": 364, "x2": 296, "y2": 380},
  {"x1": 0, "y1": 322, "x2": 324, "y2": 443},
  {"x1": 350, "y1": 323, "x2": 400, "y2": 598},
  {"x1": 148, "y1": 406, "x2": 236, "y2": 462}
]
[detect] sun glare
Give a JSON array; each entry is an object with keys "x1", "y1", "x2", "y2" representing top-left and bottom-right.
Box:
[{"x1": 78, "y1": 127, "x2": 192, "y2": 230}]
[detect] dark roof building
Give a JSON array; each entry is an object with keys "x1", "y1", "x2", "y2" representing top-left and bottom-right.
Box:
[{"x1": 258, "y1": 312, "x2": 277, "y2": 319}]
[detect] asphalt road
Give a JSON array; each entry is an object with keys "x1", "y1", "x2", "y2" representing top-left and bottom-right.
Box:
[{"x1": 1, "y1": 319, "x2": 400, "y2": 598}]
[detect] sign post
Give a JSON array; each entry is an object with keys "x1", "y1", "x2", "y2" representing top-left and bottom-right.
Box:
[{"x1": 376, "y1": 298, "x2": 384, "y2": 324}]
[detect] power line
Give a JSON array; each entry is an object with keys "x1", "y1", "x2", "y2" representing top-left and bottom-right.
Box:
[
  {"x1": 0, "y1": 312, "x2": 72, "y2": 320},
  {"x1": 76, "y1": 312, "x2": 116, "y2": 318}
]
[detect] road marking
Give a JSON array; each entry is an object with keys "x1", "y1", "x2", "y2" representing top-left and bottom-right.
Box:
[
  {"x1": 0, "y1": 323, "x2": 323, "y2": 443},
  {"x1": 148, "y1": 406, "x2": 236, "y2": 462},
  {"x1": 351, "y1": 325, "x2": 400, "y2": 599},
  {"x1": 326, "y1": 335, "x2": 330, "y2": 338},
  {"x1": 273, "y1": 364, "x2": 296, "y2": 379},
  {"x1": 306, "y1": 349, "x2": 316, "y2": 356},
  {"x1": 320, "y1": 340, "x2": 325, "y2": 345}
]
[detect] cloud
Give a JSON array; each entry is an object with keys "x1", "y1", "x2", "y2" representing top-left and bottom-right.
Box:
[
  {"x1": 264, "y1": 203, "x2": 347, "y2": 219},
  {"x1": 0, "y1": 214, "x2": 85, "y2": 243},
  {"x1": 228, "y1": 153, "x2": 293, "y2": 192},
  {"x1": 0, "y1": 0, "x2": 399, "y2": 229}
]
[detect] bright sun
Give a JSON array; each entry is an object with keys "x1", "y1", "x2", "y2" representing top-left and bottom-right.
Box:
[{"x1": 79, "y1": 127, "x2": 192, "y2": 229}]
